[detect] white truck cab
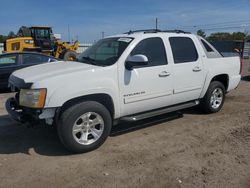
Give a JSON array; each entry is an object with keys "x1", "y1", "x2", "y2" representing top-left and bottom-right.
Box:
[{"x1": 6, "y1": 29, "x2": 242, "y2": 153}]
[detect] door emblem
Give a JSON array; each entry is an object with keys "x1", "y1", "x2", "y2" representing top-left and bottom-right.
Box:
[{"x1": 123, "y1": 91, "x2": 145, "y2": 98}]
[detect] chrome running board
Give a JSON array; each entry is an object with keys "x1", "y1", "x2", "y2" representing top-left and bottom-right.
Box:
[{"x1": 120, "y1": 100, "x2": 199, "y2": 122}]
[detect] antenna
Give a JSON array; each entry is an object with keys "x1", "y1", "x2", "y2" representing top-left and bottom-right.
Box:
[
  {"x1": 68, "y1": 24, "x2": 71, "y2": 43},
  {"x1": 155, "y1": 18, "x2": 158, "y2": 30}
]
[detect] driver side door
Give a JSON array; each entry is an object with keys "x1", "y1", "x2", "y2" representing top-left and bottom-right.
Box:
[{"x1": 119, "y1": 37, "x2": 173, "y2": 116}]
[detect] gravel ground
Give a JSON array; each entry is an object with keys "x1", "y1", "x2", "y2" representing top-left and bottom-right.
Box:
[{"x1": 0, "y1": 60, "x2": 249, "y2": 188}]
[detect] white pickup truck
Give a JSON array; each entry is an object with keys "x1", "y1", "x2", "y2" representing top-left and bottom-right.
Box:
[{"x1": 6, "y1": 30, "x2": 242, "y2": 153}]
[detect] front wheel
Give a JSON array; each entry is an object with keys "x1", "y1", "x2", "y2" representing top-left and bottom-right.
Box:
[
  {"x1": 200, "y1": 81, "x2": 226, "y2": 113},
  {"x1": 57, "y1": 101, "x2": 112, "y2": 153}
]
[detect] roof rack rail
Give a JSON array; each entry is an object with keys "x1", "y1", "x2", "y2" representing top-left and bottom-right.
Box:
[
  {"x1": 124, "y1": 29, "x2": 191, "y2": 35},
  {"x1": 163, "y1": 30, "x2": 191, "y2": 34},
  {"x1": 124, "y1": 29, "x2": 162, "y2": 34}
]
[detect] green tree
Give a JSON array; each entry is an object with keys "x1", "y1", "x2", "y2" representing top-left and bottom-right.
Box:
[
  {"x1": 196, "y1": 29, "x2": 206, "y2": 38},
  {"x1": 207, "y1": 32, "x2": 248, "y2": 42},
  {"x1": 0, "y1": 35, "x2": 8, "y2": 43},
  {"x1": 207, "y1": 32, "x2": 232, "y2": 41},
  {"x1": 0, "y1": 35, "x2": 4, "y2": 43},
  {"x1": 231, "y1": 32, "x2": 246, "y2": 41},
  {"x1": 8, "y1": 31, "x2": 15, "y2": 38}
]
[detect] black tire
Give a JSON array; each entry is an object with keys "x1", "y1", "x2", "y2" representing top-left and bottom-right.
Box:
[
  {"x1": 200, "y1": 81, "x2": 226, "y2": 113},
  {"x1": 63, "y1": 50, "x2": 77, "y2": 61},
  {"x1": 57, "y1": 101, "x2": 112, "y2": 153}
]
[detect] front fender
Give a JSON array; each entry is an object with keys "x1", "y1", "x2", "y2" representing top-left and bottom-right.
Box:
[{"x1": 46, "y1": 87, "x2": 120, "y2": 118}]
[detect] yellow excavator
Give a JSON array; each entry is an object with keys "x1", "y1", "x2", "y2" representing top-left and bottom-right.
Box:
[{"x1": 3, "y1": 26, "x2": 79, "y2": 60}]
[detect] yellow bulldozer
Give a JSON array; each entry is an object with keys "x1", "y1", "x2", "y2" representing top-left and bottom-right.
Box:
[{"x1": 3, "y1": 26, "x2": 79, "y2": 60}]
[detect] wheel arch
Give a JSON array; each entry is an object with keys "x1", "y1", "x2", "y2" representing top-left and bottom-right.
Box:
[
  {"x1": 210, "y1": 74, "x2": 229, "y2": 90},
  {"x1": 58, "y1": 93, "x2": 115, "y2": 119},
  {"x1": 200, "y1": 73, "x2": 229, "y2": 98}
]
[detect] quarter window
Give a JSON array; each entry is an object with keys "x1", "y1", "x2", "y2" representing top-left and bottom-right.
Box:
[
  {"x1": 169, "y1": 37, "x2": 198, "y2": 63},
  {"x1": 130, "y1": 37, "x2": 167, "y2": 66},
  {"x1": 201, "y1": 39, "x2": 214, "y2": 52}
]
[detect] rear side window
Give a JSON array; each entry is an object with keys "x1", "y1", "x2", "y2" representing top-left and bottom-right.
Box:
[
  {"x1": 130, "y1": 37, "x2": 167, "y2": 66},
  {"x1": 22, "y1": 54, "x2": 49, "y2": 64},
  {"x1": 169, "y1": 37, "x2": 198, "y2": 63},
  {"x1": 201, "y1": 39, "x2": 214, "y2": 52}
]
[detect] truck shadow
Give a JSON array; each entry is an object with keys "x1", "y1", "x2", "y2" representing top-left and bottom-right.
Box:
[
  {"x1": 0, "y1": 88, "x2": 12, "y2": 94},
  {"x1": 0, "y1": 115, "x2": 71, "y2": 156},
  {"x1": 0, "y1": 111, "x2": 197, "y2": 156},
  {"x1": 110, "y1": 112, "x2": 183, "y2": 136}
]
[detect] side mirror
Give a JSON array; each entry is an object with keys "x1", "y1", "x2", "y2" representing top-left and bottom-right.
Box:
[{"x1": 125, "y1": 54, "x2": 148, "y2": 70}]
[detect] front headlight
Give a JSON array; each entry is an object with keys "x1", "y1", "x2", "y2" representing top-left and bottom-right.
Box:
[{"x1": 19, "y1": 89, "x2": 47, "y2": 108}]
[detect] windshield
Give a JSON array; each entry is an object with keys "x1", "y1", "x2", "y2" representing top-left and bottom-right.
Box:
[{"x1": 76, "y1": 37, "x2": 133, "y2": 66}]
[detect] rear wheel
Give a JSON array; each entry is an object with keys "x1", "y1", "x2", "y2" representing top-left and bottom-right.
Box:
[
  {"x1": 200, "y1": 81, "x2": 225, "y2": 113},
  {"x1": 63, "y1": 50, "x2": 77, "y2": 61},
  {"x1": 57, "y1": 101, "x2": 112, "y2": 153}
]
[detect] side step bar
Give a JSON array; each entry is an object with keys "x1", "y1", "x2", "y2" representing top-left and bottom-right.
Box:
[{"x1": 119, "y1": 100, "x2": 199, "y2": 122}]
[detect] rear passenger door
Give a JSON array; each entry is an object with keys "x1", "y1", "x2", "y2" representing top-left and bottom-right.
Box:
[{"x1": 169, "y1": 36, "x2": 205, "y2": 104}]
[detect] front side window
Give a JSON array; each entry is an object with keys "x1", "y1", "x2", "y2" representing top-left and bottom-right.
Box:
[
  {"x1": 77, "y1": 37, "x2": 133, "y2": 66},
  {"x1": 130, "y1": 37, "x2": 168, "y2": 66},
  {"x1": 169, "y1": 37, "x2": 198, "y2": 63},
  {"x1": 22, "y1": 54, "x2": 49, "y2": 64},
  {"x1": 0, "y1": 54, "x2": 17, "y2": 67}
]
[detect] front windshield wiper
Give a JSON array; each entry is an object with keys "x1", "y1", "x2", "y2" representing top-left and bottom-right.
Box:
[
  {"x1": 79, "y1": 56, "x2": 99, "y2": 66},
  {"x1": 81, "y1": 56, "x2": 94, "y2": 61}
]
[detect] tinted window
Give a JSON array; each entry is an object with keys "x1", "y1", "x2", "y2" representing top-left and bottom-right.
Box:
[
  {"x1": 201, "y1": 39, "x2": 214, "y2": 52},
  {"x1": 22, "y1": 54, "x2": 49, "y2": 64},
  {"x1": 0, "y1": 54, "x2": 17, "y2": 67},
  {"x1": 169, "y1": 37, "x2": 198, "y2": 63},
  {"x1": 131, "y1": 37, "x2": 167, "y2": 66}
]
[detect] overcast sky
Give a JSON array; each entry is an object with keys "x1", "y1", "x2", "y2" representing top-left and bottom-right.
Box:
[{"x1": 0, "y1": 0, "x2": 249, "y2": 42}]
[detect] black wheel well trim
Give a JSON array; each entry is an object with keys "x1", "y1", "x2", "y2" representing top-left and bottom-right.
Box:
[
  {"x1": 57, "y1": 93, "x2": 115, "y2": 119},
  {"x1": 210, "y1": 74, "x2": 229, "y2": 90},
  {"x1": 9, "y1": 75, "x2": 33, "y2": 89}
]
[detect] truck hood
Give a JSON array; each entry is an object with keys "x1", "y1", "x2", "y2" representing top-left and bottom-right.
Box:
[{"x1": 11, "y1": 61, "x2": 97, "y2": 86}]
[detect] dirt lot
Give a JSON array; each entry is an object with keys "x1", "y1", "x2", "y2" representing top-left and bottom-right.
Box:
[{"x1": 0, "y1": 60, "x2": 249, "y2": 188}]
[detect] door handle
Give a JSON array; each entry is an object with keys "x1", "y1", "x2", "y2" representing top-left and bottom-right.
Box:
[
  {"x1": 159, "y1": 71, "x2": 171, "y2": 77},
  {"x1": 193, "y1": 66, "x2": 202, "y2": 72}
]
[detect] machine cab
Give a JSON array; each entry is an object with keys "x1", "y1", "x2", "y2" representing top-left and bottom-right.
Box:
[{"x1": 29, "y1": 26, "x2": 54, "y2": 51}]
